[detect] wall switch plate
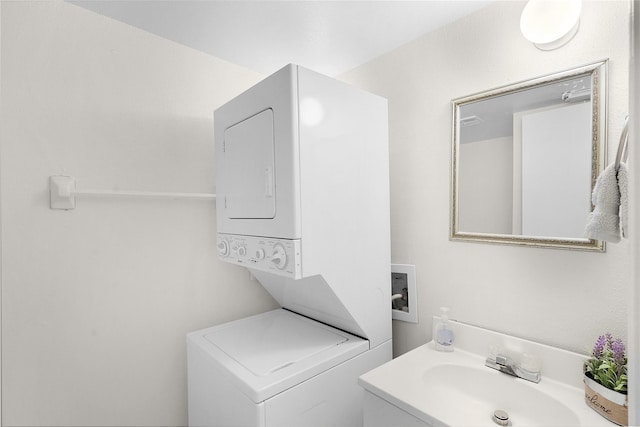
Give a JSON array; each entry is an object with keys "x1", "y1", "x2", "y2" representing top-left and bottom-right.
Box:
[{"x1": 391, "y1": 264, "x2": 417, "y2": 323}]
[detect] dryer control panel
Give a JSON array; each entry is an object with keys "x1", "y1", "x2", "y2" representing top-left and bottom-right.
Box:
[{"x1": 217, "y1": 233, "x2": 302, "y2": 279}]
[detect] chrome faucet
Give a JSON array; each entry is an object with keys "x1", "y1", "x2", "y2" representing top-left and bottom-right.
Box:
[{"x1": 485, "y1": 353, "x2": 541, "y2": 383}]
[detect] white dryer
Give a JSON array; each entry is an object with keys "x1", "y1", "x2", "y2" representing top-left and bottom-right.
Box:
[{"x1": 187, "y1": 64, "x2": 391, "y2": 427}]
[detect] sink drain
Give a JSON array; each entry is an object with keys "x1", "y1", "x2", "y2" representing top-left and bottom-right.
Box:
[{"x1": 492, "y1": 409, "x2": 509, "y2": 426}]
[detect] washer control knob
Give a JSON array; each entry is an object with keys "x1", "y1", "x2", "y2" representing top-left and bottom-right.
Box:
[
  {"x1": 255, "y1": 248, "x2": 265, "y2": 260},
  {"x1": 237, "y1": 246, "x2": 246, "y2": 257},
  {"x1": 217, "y1": 240, "x2": 230, "y2": 257},
  {"x1": 271, "y1": 245, "x2": 287, "y2": 270}
]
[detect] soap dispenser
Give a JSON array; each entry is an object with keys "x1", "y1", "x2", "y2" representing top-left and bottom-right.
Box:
[{"x1": 434, "y1": 307, "x2": 454, "y2": 352}]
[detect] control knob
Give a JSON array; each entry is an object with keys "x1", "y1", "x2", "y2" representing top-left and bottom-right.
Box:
[
  {"x1": 217, "y1": 240, "x2": 230, "y2": 257},
  {"x1": 270, "y1": 245, "x2": 287, "y2": 270}
]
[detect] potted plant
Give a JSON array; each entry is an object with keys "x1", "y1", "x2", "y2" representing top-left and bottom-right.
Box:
[{"x1": 584, "y1": 333, "x2": 628, "y2": 426}]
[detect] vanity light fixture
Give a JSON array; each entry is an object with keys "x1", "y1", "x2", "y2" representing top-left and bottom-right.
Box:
[
  {"x1": 561, "y1": 88, "x2": 591, "y2": 103},
  {"x1": 460, "y1": 115, "x2": 484, "y2": 127},
  {"x1": 520, "y1": 0, "x2": 582, "y2": 50}
]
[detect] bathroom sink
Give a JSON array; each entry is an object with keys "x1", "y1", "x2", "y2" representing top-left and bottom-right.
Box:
[
  {"x1": 359, "y1": 319, "x2": 613, "y2": 427},
  {"x1": 420, "y1": 364, "x2": 580, "y2": 426}
]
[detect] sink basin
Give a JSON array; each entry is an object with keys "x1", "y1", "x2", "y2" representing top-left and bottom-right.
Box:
[
  {"x1": 359, "y1": 319, "x2": 613, "y2": 427},
  {"x1": 420, "y1": 364, "x2": 580, "y2": 426}
]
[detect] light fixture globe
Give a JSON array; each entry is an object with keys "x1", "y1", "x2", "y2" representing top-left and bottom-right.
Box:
[{"x1": 520, "y1": 0, "x2": 582, "y2": 50}]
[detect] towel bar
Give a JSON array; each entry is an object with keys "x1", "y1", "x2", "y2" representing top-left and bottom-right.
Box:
[
  {"x1": 615, "y1": 115, "x2": 629, "y2": 169},
  {"x1": 49, "y1": 176, "x2": 216, "y2": 210}
]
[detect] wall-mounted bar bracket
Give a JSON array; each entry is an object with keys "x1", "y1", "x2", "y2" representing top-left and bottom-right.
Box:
[
  {"x1": 50, "y1": 176, "x2": 77, "y2": 210},
  {"x1": 49, "y1": 175, "x2": 216, "y2": 210}
]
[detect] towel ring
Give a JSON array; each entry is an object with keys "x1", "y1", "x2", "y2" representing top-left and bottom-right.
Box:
[{"x1": 615, "y1": 115, "x2": 629, "y2": 169}]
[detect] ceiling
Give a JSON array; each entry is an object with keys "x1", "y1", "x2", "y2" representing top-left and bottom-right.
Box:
[
  {"x1": 460, "y1": 73, "x2": 592, "y2": 144},
  {"x1": 69, "y1": 0, "x2": 492, "y2": 77}
]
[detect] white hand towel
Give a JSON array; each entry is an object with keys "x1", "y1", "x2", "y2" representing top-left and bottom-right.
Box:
[
  {"x1": 618, "y1": 162, "x2": 628, "y2": 238},
  {"x1": 585, "y1": 163, "x2": 621, "y2": 242}
]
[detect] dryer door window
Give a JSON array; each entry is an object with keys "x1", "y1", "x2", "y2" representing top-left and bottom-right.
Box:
[{"x1": 223, "y1": 109, "x2": 276, "y2": 219}]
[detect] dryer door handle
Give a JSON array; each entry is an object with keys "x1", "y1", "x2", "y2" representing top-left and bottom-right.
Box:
[{"x1": 265, "y1": 167, "x2": 274, "y2": 198}]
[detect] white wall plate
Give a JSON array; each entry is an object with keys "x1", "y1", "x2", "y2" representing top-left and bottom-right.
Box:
[{"x1": 391, "y1": 264, "x2": 417, "y2": 323}]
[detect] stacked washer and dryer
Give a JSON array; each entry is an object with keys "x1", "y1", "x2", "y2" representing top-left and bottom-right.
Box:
[{"x1": 187, "y1": 64, "x2": 391, "y2": 427}]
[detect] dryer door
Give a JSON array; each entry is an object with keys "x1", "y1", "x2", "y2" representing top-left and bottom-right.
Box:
[{"x1": 223, "y1": 109, "x2": 276, "y2": 219}]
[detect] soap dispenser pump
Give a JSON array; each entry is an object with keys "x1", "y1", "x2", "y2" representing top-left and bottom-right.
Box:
[{"x1": 434, "y1": 307, "x2": 454, "y2": 352}]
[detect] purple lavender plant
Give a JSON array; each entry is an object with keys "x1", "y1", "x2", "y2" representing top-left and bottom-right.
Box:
[
  {"x1": 592, "y1": 334, "x2": 606, "y2": 358},
  {"x1": 606, "y1": 332, "x2": 614, "y2": 349},
  {"x1": 584, "y1": 333, "x2": 628, "y2": 393},
  {"x1": 612, "y1": 338, "x2": 626, "y2": 368}
]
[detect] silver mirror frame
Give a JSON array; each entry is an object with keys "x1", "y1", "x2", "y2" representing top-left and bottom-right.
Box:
[{"x1": 450, "y1": 60, "x2": 608, "y2": 251}]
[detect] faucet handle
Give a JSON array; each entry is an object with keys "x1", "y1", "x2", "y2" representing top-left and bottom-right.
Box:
[{"x1": 495, "y1": 354, "x2": 509, "y2": 366}]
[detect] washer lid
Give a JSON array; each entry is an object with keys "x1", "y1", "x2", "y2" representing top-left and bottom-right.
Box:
[
  {"x1": 189, "y1": 309, "x2": 368, "y2": 403},
  {"x1": 204, "y1": 310, "x2": 350, "y2": 376}
]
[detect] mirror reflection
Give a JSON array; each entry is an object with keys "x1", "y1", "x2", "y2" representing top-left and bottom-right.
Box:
[{"x1": 451, "y1": 61, "x2": 607, "y2": 251}]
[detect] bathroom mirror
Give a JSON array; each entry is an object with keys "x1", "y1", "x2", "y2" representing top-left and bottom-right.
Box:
[{"x1": 451, "y1": 60, "x2": 607, "y2": 251}]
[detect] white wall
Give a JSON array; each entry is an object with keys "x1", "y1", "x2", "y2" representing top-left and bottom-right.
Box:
[
  {"x1": 458, "y1": 136, "x2": 513, "y2": 234},
  {"x1": 0, "y1": 1, "x2": 277, "y2": 425},
  {"x1": 340, "y1": 0, "x2": 632, "y2": 357}
]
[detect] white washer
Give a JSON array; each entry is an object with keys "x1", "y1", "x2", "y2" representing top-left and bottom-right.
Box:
[{"x1": 187, "y1": 309, "x2": 390, "y2": 427}]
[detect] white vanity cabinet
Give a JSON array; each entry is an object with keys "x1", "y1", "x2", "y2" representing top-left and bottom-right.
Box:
[{"x1": 363, "y1": 393, "x2": 431, "y2": 427}]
